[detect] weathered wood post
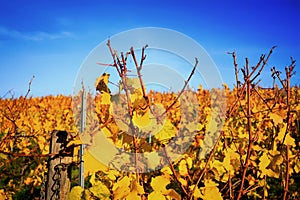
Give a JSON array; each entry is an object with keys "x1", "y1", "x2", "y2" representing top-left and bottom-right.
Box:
[{"x1": 45, "y1": 130, "x2": 73, "y2": 200}]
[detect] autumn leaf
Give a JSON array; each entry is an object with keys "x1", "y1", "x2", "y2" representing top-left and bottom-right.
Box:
[
  {"x1": 68, "y1": 186, "x2": 83, "y2": 200},
  {"x1": 269, "y1": 113, "x2": 283, "y2": 125},
  {"x1": 165, "y1": 189, "x2": 181, "y2": 200},
  {"x1": 100, "y1": 92, "x2": 111, "y2": 105},
  {"x1": 126, "y1": 178, "x2": 145, "y2": 199},
  {"x1": 89, "y1": 183, "x2": 110, "y2": 200},
  {"x1": 112, "y1": 176, "x2": 131, "y2": 199},
  {"x1": 154, "y1": 119, "x2": 177, "y2": 143},
  {"x1": 201, "y1": 180, "x2": 223, "y2": 200},
  {"x1": 148, "y1": 191, "x2": 165, "y2": 200},
  {"x1": 145, "y1": 151, "x2": 161, "y2": 171},
  {"x1": 283, "y1": 133, "x2": 296, "y2": 147},
  {"x1": 258, "y1": 151, "x2": 271, "y2": 178},
  {"x1": 150, "y1": 175, "x2": 170, "y2": 193},
  {"x1": 83, "y1": 151, "x2": 109, "y2": 176},
  {"x1": 23, "y1": 177, "x2": 33, "y2": 185},
  {"x1": 132, "y1": 109, "x2": 151, "y2": 128},
  {"x1": 222, "y1": 148, "x2": 240, "y2": 175},
  {"x1": 276, "y1": 123, "x2": 287, "y2": 141},
  {"x1": 179, "y1": 177, "x2": 188, "y2": 186},
  {"x1": 96, "y1": 73, "x2": 111, "y2": 94},
  {"x1": 189, "y1": 185, "x2": 202, "y2": 198},
  {"x1": 178, "y1": 159, "x2": 189, "y2": 176}
]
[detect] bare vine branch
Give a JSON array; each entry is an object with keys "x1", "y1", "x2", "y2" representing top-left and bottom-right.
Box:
[
  {"x1": 190, "y1": 131, "x2": 223, "y2": 199},
  {"x1": 283, "y1": 145, "x2": 290, "y2": 200},
  {"x1": 161, "y1": 58, "x2": 198, "y2": 117},
  {"x1": 162, "y1": 145, "x2": 189, "y2": 196}
]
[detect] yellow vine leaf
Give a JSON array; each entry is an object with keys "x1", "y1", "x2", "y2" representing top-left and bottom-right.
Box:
[
  {"x1": 145, "y1": 151, "x2": 161, "y2": 171},
  {"x1": 178, "y1": 160, "x2": 189, "y2": 176},
  {"x1": 126, "y1": 192, "x2": 140, "y2": 200},
  {"x1": 24, "y1": 177, "x2": 33, "y2": 185},
  {"x1": 89, "y1": 183, "x2": 110, "y2": 200},
  {"x1": 37, "y1": 135, "x2": 46, "y2": 151},
  {"x1": 223, "y1": 148, "x2": 240, "y2": 175},
  {"x1": 126, "y1": 178, "x2": 145, "y2": 199},
  {"x1": 276, "y1": 123, "x2": 287, "y2": 141},
  {"x1": 95, "y1": 73, "x2": 110, "y2": 93},
  {"x1": 258, "y1": 151, "x2": 270, "y2": 177},
  {"x1": 294, "y1": 159, "x2": 300, "y2": 173},
  {"x1": 258, "y1": 151, "x2": 281, "y2": 178},
  {"x1": 148, "y1": 191, "x2": 165, "y2": 200},
  {"x1": 283, "y1": 133, "x2": 296, "y2": 147},
  {"x1": 179, "y1": 177, "x2": 188, "y2": 186},
  {"x1": 187, "y1": 157, "x2": 193, "y2": 169},
  {"x1": 211, "y1": 160, "x2": 227, "y2": 182},
  {"x1": 154, "y1": 119, "x2": 177, "y2": 143},
  {"x1": 83, "y1": 190, "x2": 93, "y2": 200},
  {"x1": 269, "y1": 113, "x2": 283, "y2": 125},
  {"x1": 106, "y1": 169, "x2": 119, "y2": 181},
  {"x1": 112, "y1": 176, "x2": 131, "y2": 199},
  {"x1": 132, "y1": 110, "x2": 151, "y2": 128},
  {"x1": 67, "y1": 186, "x2": 83, "y2": 200},
  {"x1": 131, "y1": 179, "x2": 144, "y2": 195},
  {"x1": 89, "y1": 173, "x2": 99, "y2": 186},
  {"x1": 101, "y1": 92, "x2": 111, "y2": 105},
  {"x1": 161, "y1": 166, "x2": 173, "y2": 175},
  {"x1": 189, "y1": 185, "x2": 202, "y2": 198},
  {"x1": 83, "y1": 151, "x2": 108, "y2": 176},
  {"x1": 0, "y1": 153, "x2": 7, "y2": 160},
  {"x1": 23, "y1": 148, "x2": 31, "y2": 155},
  {"x1": 201, "y1": 180, "x2": 223, "y2": 200},
  {"x1": 150, "y1": 175, "x2": 170, "y2": 193},
  {"x1": 0, "y1": 189, "x2": 9, "y2": 200},
  {"x1": 165, "y1": 189, "x2": 181, "y2": 200}
]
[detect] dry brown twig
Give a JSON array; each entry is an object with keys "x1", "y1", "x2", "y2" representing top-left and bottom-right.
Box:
[
  {"x1": 227, "y1": 47, "x2": 276, "y2": 200},
  {"x1": 104, "y1": 39, "x2": 141, "y2": 177},
  {"x1": 161, "y1": 58, "x2": 198, "y2": 118},
  {"x1": 162, "y1": 145, "x2": 189, "y2": 196},
  {"x1": 190, "y1": 131, "x2": 224, "y2": 200},
  {"x1": 226, "y1": 47, "x2": 276, "y2": 118}
]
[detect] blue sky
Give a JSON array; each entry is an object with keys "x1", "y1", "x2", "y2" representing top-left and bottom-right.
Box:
[{"x1": 0, "y1": 0, "x2": 299, "y2": 97}]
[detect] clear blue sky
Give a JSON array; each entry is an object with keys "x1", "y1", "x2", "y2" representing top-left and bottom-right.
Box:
[{"x1": 0, "y1": 0, "x2": 299, "y2": 97}]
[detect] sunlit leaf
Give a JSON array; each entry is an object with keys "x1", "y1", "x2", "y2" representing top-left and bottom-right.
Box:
[
  {"x1": 150, "y1": 175, "x2": 170, "y2": 193},
  {"x1": 132, "y1": 110, "x2": 151, "y2": 128},
  {"x1": 154, "y1": 119, "x2": 177, "y2": 143},
  {"x1": 112, "y1": 176, "x2": 131, "y2": 199},
  {"x1": 89, "y1": 183, "x2": 110, "y2": 200},
  {"x1": 258, "y1": 151, "x2": 271, "y2": 177},
  {"x1": 201, "y1": 180, "x2": 223, "y2": 200},
  {"x1": 100, "y1": 92, "x2": 111, "y2": 105},
  {"x1": 283, "y1": 133, "x2": 296, "y2": 147},
  {"x1": 83, "y1": 151, "x2": 109, "y2": 176},
  {"x1": 96, "y1": 73, "x2": 111, "y2": 94},
  {"x1": 189, "y1": 185, "x2": 202, "y2": 198},
  {"x1": 269, "y1": 113, "x2": 283, "y2": 125},
  {"x1": 178, "y1": 160, "x2": 189, "y2": 176},
  {"x1": 68, "y1": 186, "x2": 83, "y2": 200},
  {"x1": 148, "y1": 191, "x2": 165, "y2": 200},
  {"x1": 165, "y1": 189, "x2": 181, "y2": 200}
]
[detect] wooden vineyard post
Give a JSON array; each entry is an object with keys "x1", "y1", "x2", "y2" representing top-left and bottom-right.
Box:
[{"x1": 45, "y1": 130, "x2": 74, "y2": 200}]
